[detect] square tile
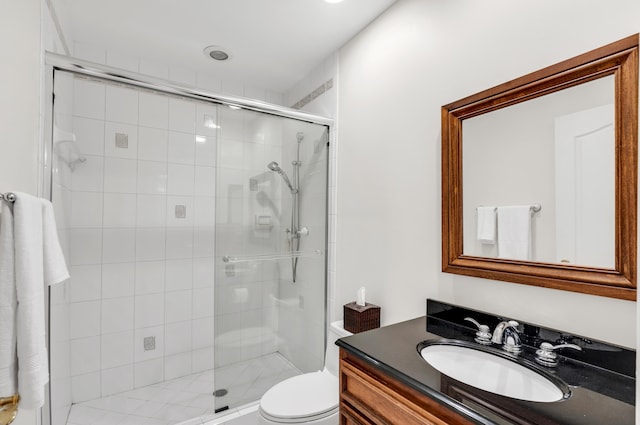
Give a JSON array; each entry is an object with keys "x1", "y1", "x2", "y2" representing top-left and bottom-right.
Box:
[
  {"x1": 191, "y1": 317, "x2": 214, "y2": 349},
  {"x1": 70, "y1": 264, "x2": 102, "y2": 302},
  {"x1": 135, "y1": 261, "x2": 165, "y2": 295},
  {"x1": 193, "y1": 227, "x2": 215, "y2": 258},
  {"x1": 168, "y1": 98, "x2": 196, "y2": 133},
  {"x1": 73, "y1": 116, "x2": 105, "y2": 156},
  {"x1": 106, "y1": 85, "x2": 139, "y2": 125},
  {"x1": 194, "y1": 166, "x2": 215, "y2": 197},
  {"x1": 168, "y1": 131, "x2": 195, "y2": 164},
  {"x1": 70, "y1": 300, "x2": 101, "y2": 339},
  {"x1": 165, "y1": 227, "x2": 193, "y2": 259},
  {"x1": 193, "y1": 197, "x2": 215, "y2": 227},
  {"x1": 101, "y1": 364, "x2": 134, "y2": 396},
  {"x1": 70, "y1": 336, "x2": 101, "y2": 376},
  {"x1": 165, "y1": 290, "x2": 192, "y2": 323},
  {"x1": 139, "y1": 92, "x2": 169, "y2": 129},
  {"x1": 137, "y1": 160, "x2": 168, "y2": 194},
  {"x1": 137, "y1": 194, "x2": 167, "y2": 227},
  {"x1": 196, "y1": 103, "x2": 218, "y2": 137},
  {"x1": 165, "y1": 321, "x2": 192, "y2": 355},
  {"x1": 70, "y1": 191, "x2": 103, "y2": 228},
  {"x1": 103, "y1": 228, "x2": 136, "y2": 263},
  {"x1": 194, "y1": 135, "x2": 217, "y2": 166},
  {"x1": 103, "y1": 193, "x2": 137, "y2": 228},
  {"x1": 138, "y1": 127, "x2": 168, "y2": 162},
  {"x1": 166, "y1": 195, "x2": 194, "y2": 226},
  {"x1": 102, "y1": 296, "x2": 134, "y2": 334},
  {"x1": 104, "y1": 157, "x2": 137, "y2": 193},
  {"x1": 134, "y1": 293, "x2": 165, "y2": 329},
  {"x1": 102, "y1": 262, "x2": 135, "y2": 299},
  {"x1": 191, "y1": 347, "x2": 214, "y2": 373},
  {"x1": 135, "y1": 228, "x2": 166, "y2": 261},
  {"x1": 167, "y1": 163, "x2": 195, "y2": 195},
  {"x1": 192, "y1": 258, "x2": 215, "y2": 288},
  {"x1": 102, "y1": 330, "x2": 134, "y2": 369},
  {"x1": 192, "y1": 288, "x2": 214, "y2": 319},
  {"x1": 105, "y1": 122, "x2": 138, "y2": 159},
  {"x1": 74, "y1": 79, "x2": 105, "y2": 120},
  {"x1": 71, "y1": 373, "x2": 101, "y2": 403},
  {"x1": 134, "y1": 325, "x2": 164, "y2": 362},
  {"x1": 164, "y1": 352, "x2": 191, "y2": 380},
  {"x1": 71, "y1": 155, "x2": 104, "y2": 192},
  {"x1": 135, "y1": 358, "x2": 164, "y2": 388},
  {"x1": 165, "y1": 259, "x2": 193, "y2": 291}
]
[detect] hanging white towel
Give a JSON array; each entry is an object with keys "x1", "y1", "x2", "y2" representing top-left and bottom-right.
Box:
[
  {"x1": 0, "y1": 193, "x2": 69, "y2": 409},
  {"x1": 476, "y1": 207, "x2": 496, "y2": 244},
  {"x1": 497, "y1": 205, "x2": 532, "y2": 261},
  {"x1": 0, "y1": 204, "x2": 18, "y2": 401}
]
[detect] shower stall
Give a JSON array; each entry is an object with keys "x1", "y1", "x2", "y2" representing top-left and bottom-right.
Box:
[{"x1": 46, "y1": 56, "x2": 330, "y2": 425}]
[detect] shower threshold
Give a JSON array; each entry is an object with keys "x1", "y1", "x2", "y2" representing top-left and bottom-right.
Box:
[{"x1": 65, "y1": 353, "x2": 300, "y2": 425}]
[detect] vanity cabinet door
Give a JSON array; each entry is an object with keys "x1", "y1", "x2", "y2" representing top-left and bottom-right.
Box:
[{"x1": 339, "y1": 349, "x2": 476, "y2": 425}]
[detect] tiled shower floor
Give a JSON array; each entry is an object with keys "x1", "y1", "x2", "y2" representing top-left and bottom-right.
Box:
[{"x1": 66, "y1": 353, "x2": 300, "y2": 425}]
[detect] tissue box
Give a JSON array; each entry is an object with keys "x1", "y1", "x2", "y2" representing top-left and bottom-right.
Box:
[{"x1": 344, "y1": 302, "x2": 380, "y2": 333}]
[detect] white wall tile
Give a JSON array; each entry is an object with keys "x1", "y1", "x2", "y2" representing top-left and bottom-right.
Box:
[
  {"x1": 102, "y1": 331, "x2": 134, "y2": 369},
  {"x1": 102, "y1": 296, "x2": 134, "y2": 333},
  {"x1": 135, "y1": 228, "x2": 166, "y2": 261},
  {"x1": 164, "y1": 352, "x2": 191, "y2": 380},
  {"x1": 191, "y1": 317, "x2": 214, "y2": 349},
  {"x1": 135, "y1": 293, "x2": 165, "y2": 329},
  {"x1": 169, "y1": 66, "x2": 197, "y2": 86},
  {"x1": 194, "y1": 197, "x2": 215, "y2": 227},
  {"x1": 165, "y1": 290, "x2": 192, "y2": 323},
  {"x1": 165, "y1": 227, "x2": 193, "y2": 259},
  {"x1": 193, "y1": 227, "x2": 215, "y2": 258},
  {"x1": 70, "y1": 264, "x2": 102, "y2": 302},
  {"x1": 101, "y1": 364, "x2": 134, "y2": 396},
  {"x1": 168, "y1": 98, "x2": 196, "y2": 133},
  {"x1": 70, "y1": 228, "x2": 102, "y2": 266},
  {"x1": 218, "y1": 139, "x2": 243, "y2": 169},
  {"x1": 103, "y1": 193, "x2": 137, "y2": 227},
  {"x1": 165, "y1": 259, "x2": 193, "y2": 291},
  {"x1": 102, "y1": 262, "x2": 135, "y2": 299},
  {"x1": 191, "y1": 347, "x2": 214, "y2": 373},
  {"x1": 106, "y1": 85, "x2": 139, "y2": 125},
  {"x1": 136, "y1": 194, "x2": 167, "y2": 227},
  {"x1": 134, "y1": 358, "x2": 164, "y2": 388},
  {"x1": 194, "y1": 136, "x2": 216, "y2": 166},
  {"x1": 73, "y1": 116, "x2": 105, "y2": 156},
  {"x1": 194, "y1": 167, "x2": 215, "y2": 197},
  {"x1": 104, "y1": 122, "x2": 138, "y2": 159},
  {"x1": 70, "y1": 300, "x2": 101, "y2": 339},
  {"x1": 168, "y1": 131, "x2": 195, "y2": 164},
  {"x1": 71, "y1": 155, "x2": 104, "y2": 192},
  {"x1": 192, "y1": 288, "x2": 214, "y2": 319},
  {"x1": 137, "y1": 160, "x2": 167, "y2": 194},
  {"x1": 135, "y1": 261, "x2": 165, "y2": 295},
  {"x1": 196, "y1": 73, "x2": 221, "y2": 93},
  {"x1": 103, "y1": 228, "x2": 136, "y2": 263},
  {"x1": 104, "y1": 157, "x2": 137, "y2": 193},
  {"x1": 74, "y1": 79, "x2": 105, "y2": 120},
  {"x1": 167, "y1": 164, "x2": 195, "y2": 195},
  {"x1": 134, "y1": 325, "x2": 165, "y2": 362},
  {"x1": 71, "y1": 191, "x2": 103, "y2": 228},
  {"x1": 138, "y1": 127, "x2": 168, "y2": 162},
  {"x1": 139, "y1": 92, "x2": 169, "y2": 129},
  {"x1": 165, "y1": 321, "x2": 191, "y2": 355},
  {"x1": 196, "y1": 103, "x2": 218, "y2": 138},
  {"x1": 71, "y1": 372, "x2": 101, "y2": 403},
  {"x1": 192, "y1": 258, "x2": 215, "y2": 288},
  {"x1": 70, "y1": 336, "x2": 101, "y2": 376}
]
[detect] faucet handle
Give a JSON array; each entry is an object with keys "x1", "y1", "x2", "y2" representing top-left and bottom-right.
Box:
[
  {"x1": 535, "y1": 342, "x2": 582, "y2": 367},
  {"x1": 464, "y1": 317, "x2": 492, "y2": 345}
]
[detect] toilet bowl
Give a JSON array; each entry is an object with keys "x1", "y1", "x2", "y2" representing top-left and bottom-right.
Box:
[{"x1": 257, "y1": 321, "x2": 352, "y2": 424}]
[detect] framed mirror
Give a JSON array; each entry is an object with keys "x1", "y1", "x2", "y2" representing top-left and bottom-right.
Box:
[{"x1": 442, "y1": 34, "x2": 638, "y2": 300}]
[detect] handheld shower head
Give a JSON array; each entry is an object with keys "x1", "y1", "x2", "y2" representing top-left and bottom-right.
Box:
[{"x1": 267, "y1": 161, "x2": 295, "y2": 192}]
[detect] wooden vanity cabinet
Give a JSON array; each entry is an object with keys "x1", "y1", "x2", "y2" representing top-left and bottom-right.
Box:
[{"x1": 339, "y1": 349, "x2": 476, "y2": 425}]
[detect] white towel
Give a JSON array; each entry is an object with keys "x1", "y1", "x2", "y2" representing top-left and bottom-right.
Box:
[
  {"x1": 497, "y1": 205, "x2": 532, "y2": 261},
  {"x1": 476, "y1": 207, "x2": 496, "y2": 244},
  {"x1": 0, "y1": 193, "x2": 70, "y2": 409}
]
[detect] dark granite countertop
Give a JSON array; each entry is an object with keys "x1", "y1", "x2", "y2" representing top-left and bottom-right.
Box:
[{"x1": 336, "y1": 304, "x2": 635, "y2": 425}]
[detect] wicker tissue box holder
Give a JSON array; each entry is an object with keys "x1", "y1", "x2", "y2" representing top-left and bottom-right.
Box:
[{"x1": 344, "y1": 302, "x2": 380, "y2": 333}]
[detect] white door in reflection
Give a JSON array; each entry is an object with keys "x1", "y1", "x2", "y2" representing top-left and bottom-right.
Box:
[{"x1": 554, "y1": 104, "x2": 615, "y2": 268}]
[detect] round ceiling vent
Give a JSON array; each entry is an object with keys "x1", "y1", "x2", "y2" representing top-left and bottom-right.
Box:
[{"x1": 203, "y1": 45, "x2": 231, "y2": 61}]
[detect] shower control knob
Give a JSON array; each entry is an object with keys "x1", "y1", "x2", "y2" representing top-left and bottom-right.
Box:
[{"x1": 297, "y1": 227, "x2": 309, "y2": 237}]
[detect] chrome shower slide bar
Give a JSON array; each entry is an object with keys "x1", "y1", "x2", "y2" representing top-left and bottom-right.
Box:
[{"x1": 222, "y1": 250, "x2": 323, "y2": 264}]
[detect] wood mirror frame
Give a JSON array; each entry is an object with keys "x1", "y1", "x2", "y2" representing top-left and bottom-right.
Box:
[{"x1": 442, "y1": 34, "x2": 638, "y2": 301}]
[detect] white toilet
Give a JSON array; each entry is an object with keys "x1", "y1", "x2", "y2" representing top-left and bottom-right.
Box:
[{"x1": 257, "y1": 321, "x2": 353, "y2": 424}]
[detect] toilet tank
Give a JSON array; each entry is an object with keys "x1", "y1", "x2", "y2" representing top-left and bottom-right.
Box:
[{"x1": 324, "y1": 320, "x2": 353, "y2": 376}]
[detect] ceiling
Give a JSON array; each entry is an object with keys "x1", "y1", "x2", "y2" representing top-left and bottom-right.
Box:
[{"x1": 59, "y1": 0, "x2": 398, "y2": 93}]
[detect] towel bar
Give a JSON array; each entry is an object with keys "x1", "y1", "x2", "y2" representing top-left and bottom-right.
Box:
[
  {"x1": 0, "y1": 394, "x2": 19, "y2": 425},
  {"x1": 0, "y1": 192, "x2": 16, "y2": 203}
]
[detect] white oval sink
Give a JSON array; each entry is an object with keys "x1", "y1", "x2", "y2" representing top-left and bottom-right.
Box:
[{"x1": 419, "y1": 340, "x2": 569, "y2": 403}]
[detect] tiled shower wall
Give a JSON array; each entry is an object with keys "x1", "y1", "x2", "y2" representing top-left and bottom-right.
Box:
[{"x1": 60, "y1": 73, "x2": 218, "y2": 403}]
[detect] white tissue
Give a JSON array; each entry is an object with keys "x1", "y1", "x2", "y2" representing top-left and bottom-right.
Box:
[{"x1": 356, "y1": 286, "x2": 366, "y2": 307}]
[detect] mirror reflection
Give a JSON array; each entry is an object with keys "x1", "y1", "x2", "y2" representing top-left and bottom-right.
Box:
[{"x1": 462, "y1": 75, "x2": 615, "y2": 268}]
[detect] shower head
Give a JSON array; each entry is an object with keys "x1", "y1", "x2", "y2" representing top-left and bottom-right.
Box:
[{"x1": 267, "y1": 161, "x2": 295, "y2": 192}]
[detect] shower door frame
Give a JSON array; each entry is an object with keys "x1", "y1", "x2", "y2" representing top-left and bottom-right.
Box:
[{"x1": 41, "y1": 52, "x2": 333, "y2": 425}]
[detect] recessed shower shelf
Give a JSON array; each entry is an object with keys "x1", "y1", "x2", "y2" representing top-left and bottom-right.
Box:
[{"x1": 222, "y1": 250, "x2": 323, "y2": 263}]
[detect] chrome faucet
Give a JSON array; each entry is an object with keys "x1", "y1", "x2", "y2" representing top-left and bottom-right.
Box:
[{"x1": 491, "y1": 320, "x2": 522, "y2": 354}]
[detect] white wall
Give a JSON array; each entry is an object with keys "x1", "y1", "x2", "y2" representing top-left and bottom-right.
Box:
[{"x1": 336, "y1": 0, "x2": 639, "y2": 348}]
